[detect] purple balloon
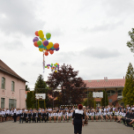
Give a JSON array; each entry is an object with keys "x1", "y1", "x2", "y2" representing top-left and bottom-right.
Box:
[
  {"x1": 47, "y1": 64, "x2": 50, "y2": 66},
  {"x1": 33, "y1": 37, "x2": 39, "y2": 42},
  {"x1": 55, "y1": 48, "x2": 59, "y2": 51},
  {"x1": 43, "y1": 40, "x2": 49, "y2": 46}
]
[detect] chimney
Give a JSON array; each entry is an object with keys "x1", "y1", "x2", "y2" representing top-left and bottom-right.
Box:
[{"x1": 104, "y1": 77, "x2": 108, "y2": 80}]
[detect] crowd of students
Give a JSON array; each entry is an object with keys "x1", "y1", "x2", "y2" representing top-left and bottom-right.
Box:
[{"x1": 0, "y1": 105, "x2": 134, "y2": 129}]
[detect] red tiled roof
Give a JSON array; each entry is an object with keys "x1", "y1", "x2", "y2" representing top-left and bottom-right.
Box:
[
  {"x1": 84, "y1": 78, "x2": 125, "y2": 89},
  {"x1": 0, "y1": 59, "x2": 27, "y2": 82}
]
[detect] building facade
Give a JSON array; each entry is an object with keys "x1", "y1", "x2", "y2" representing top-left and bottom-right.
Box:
[
  {"x1": 0, "y1": 60, "x2": 27, "y2": 109},
  {"x1": 84, "y1": 77, "x2": 125, "y2": 106}
]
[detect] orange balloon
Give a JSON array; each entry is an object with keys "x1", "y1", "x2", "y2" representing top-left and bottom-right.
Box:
[
  {"x1": 49, "y1": 50, "x2": 54, "y2": 55},
  {"x1": 35, "y1": 31, "x2": 39, "y2": 36},
  {"x1": 34, "y1": 41, "x2": 38, "y2": 47},
  {"x1": 54, "y1": 43, "x2": 59, "y2": 49},
  {"x1": 44, "y1": 51, "x2": 49, "y2": 56}
]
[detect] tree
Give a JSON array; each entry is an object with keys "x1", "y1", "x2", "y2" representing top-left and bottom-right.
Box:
[
  {"x1": 46, "y1": 64, "x2": 86, "y2": 105},
  {"x1": 82, "y1": 92, "x2": 95, "y2": 108},
  {"x1": 123, "y1": 63, "x2": 134, "y2": 106},
  {"x1": 25, "y1": 84, "x2": 30, "y2": 91},
  {"x1": 26, "y1": 91, "x2": 36, "y2": 109},
  {"x1": 127, "y1": 28, "x2": 134, "y2": 53},
  {"x1": 34, "y1": 74, "x2": 50, "y2": 108},
  {"x1": 35, "y1": 74, "x2": 47, "y2": 93},
  {"x1": 101, "y1": 90, "x2": 108, "y2": 106}
]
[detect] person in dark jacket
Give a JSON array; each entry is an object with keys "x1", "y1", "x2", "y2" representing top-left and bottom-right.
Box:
[
  {"x1": 28, "y1": 111, "x2": 32, "y2": 123},
  {"x1": 32, "y1": 111, "x2": 36, "y2": 123},
  {"x1": 122, "y1": 109, "x2": 130, "y2": 125},
  {"x1": 126, "y1": 109, "x2": 134, "y2": 126},
  {"x1": 20, "y1": 110, "x2": 25, "y2": 123},
  {"x1": 125, "y1": 109, "x2": 133, "y2": 126},
  {"x1": 72, "y1": 104, "x2": 85, "y2": 134}
]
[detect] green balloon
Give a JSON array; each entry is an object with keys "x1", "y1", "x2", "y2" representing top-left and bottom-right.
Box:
[
  {"x1": 46, "y1": 33, "x2": 51, "y2": 40},
  {"x1": 37, "y1": 40, "x2": 42, "y2": 46}
]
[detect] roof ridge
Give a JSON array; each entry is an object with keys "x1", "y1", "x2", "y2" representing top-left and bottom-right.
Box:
[
  {"x1": 0, "y1": 59, "x2": 27, "y2": 82},
  {"x1": 86, "y1": 78, "x2": 125, "y2": 81}
]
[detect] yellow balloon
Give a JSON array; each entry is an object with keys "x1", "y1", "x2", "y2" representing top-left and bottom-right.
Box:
[
  {"x1": 39, "y1": 48, "x2": 43, "y2": 52},
  {"x1": 39, "y1": 34, "x2": 44, "y2": 39},
  {"x1": 46, "y1": 42, "x2": 53, "y2": 50},
  {"x1": 38, "y1": 30, "x2": 43, "y2": 36},
  {"x1": 42, "y1": 38, "x2": 46, "y2": 41}
]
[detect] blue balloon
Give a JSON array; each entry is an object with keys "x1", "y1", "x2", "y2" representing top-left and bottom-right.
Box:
[
  {"x1": 38, "y1": 44, "x2": 44, "y2": 48},
  {"x1": 47, "y1": 38, "x2": 50, "y2": 40},
  {"x1": 44, "y1": 46, "x2": 47, "y2": 50}
]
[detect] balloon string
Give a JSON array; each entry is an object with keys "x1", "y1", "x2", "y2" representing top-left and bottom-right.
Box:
[{"x1": 43, "y1": 52, "x2": 45, "y2": 74}]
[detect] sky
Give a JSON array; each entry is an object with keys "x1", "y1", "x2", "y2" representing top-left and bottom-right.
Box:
[{"x1": 0, "y1": 0, "x2": 134, "y2": 89}]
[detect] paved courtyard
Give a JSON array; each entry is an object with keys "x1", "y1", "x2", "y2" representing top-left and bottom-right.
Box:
[{"x1": 0, "y1": 121, "x2": 133, "y2": 134}]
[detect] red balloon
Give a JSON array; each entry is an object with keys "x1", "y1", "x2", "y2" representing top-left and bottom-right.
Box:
[
  {"x1": 34, "y1": 41, "x2": 38, "y2": 47},
  {"x1": 54, "y1": 43, "x2": 59, "y2": 49},
  {"x1": 49, "y1": 50, "x2": 54, "y2": 55},
  {"x1": 44, "y1": 51, "x2": 48, "y2": 56},
  {"x1": 35, "y1": 31, "x2": 39, "y2": 36}
]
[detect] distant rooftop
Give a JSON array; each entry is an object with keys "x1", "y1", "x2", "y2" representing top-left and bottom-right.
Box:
[
  {"x1": 0, "y1": 59, "x2": 27, "y2": 82},
  {"x1": 84, "y1": 77, "x2": 125, "y2": 89}
]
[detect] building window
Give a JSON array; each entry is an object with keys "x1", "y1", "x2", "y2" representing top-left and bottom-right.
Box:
[
  {"x1": 11, "y1": 81, "x2": 15, "y2": 91},
  {"x1": 9, "y1": 99, "x2": 16, "y2": 109},
  {"x1": 1, "y1": 77, "x2": 5, "y2": 89},
  {"x1": 118, "y1": 90, "x2": 122, "y2": 96},
  {"x1": 1, "y1": 98, "x2": 5, "y2": 109},
  {"x1": 107, "y1": 90, "x2": 115, "y2": 96}
]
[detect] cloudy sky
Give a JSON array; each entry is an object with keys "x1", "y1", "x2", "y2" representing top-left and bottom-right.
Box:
[{"x1": 0, "y1": 0, "x2": 134, "y2": 89}]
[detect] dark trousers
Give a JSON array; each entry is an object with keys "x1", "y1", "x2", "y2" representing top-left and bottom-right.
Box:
[
  {"x1": 74, "y1": 119, "x2": 82, "y2": 134},
  {"x1": 32, "y1": 117, "x2": 36, "y2": 123},
  {"x1": 126, "y1": 119, "x2": 132, "y2": 126},
  {"x1": 13, "y1": 113, "x2": 16, "y2": 122},
  {"x1": 121, "y1": 118, "x2": 126, "y2": 124},
  {"x1": 20, "y1": 117, "x2": 25, "y2": 123},
  {"x1": 42, "y1": 117, "x2": 47, "y2": 122}
]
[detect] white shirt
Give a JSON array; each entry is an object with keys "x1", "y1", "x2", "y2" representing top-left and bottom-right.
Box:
[
  {"x1": 19, "y1": 110, "x2": 22, "y2": 114},
  {"x1": 108, "y1": 112, "x2": 112, "y2": 115},
  {"x1": 6, "y1": 110, "x2": 10, "y2": 114},
  {"x1": 58, "y1": 112, "x2": 62, "y2": 117},
  {"x1": 103, "y1": 112, "x2": 107, "y2": 116},
  {"x1": 53, "y1": 113, "x2": 58, "y2": 116},
  {"x1": 114, "y1": 112, "x2": 119, "y2": 116},
  {"x1": 13, "y1": 109, "x2": 17, "y2": 114},
  {"x1": 90, "y1": 112, "x2": 94, "y2": 116}
]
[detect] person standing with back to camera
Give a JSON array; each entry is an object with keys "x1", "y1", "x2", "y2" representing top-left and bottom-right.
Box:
[{"x1": 72, "y1": 104, "x2": 85, "y2": 134}]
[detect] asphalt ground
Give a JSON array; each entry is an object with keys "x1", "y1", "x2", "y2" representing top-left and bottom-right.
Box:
[{"x1": 0, "y1": 121, "x2": 133, "y2": 134}]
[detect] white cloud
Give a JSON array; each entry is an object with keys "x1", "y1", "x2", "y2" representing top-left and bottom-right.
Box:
[{"x1": 0, "y1": 0, "x2": 134, "y2": 88}]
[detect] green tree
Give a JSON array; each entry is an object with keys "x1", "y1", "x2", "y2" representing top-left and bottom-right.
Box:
[
  {"x1": 127, "y1": 28, "x2": 134, "y2": 53},
  {"x1": 101, "y1": 90, "x2": 108, "y2": 106},
  {"x1": 123, "y1": 63, "x2": 134, "y2": 106},
  {"x1": 26, "y1": 91, "x2": 34, "y2": 109},
  {"x1": 25, "y1": 84, "x2": 30, "y2": 91},
  {"x1": 34, "y1": 74, "x2": 50, "y2": 108},
  {"x1": 82, "y1": 92, "x2": 95, "y2": 108}
]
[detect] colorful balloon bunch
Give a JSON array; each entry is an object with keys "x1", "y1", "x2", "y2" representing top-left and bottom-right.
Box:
[
  {"x1": 45, "y1": 63, "x2": 59, "y2": 73},
  {"x1": 33, "y1": 30, "x2": 60, "y2": 56}
]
